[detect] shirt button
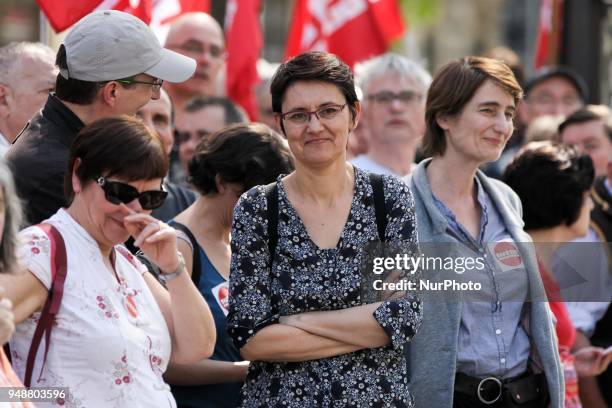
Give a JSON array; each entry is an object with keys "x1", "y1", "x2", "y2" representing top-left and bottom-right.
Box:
[
  {"x1": 495, "y1": 329, "x2": 502, "y2": 335},
  {"x1": 500, "y1": 358, "x2": 506, "y2": 364}
]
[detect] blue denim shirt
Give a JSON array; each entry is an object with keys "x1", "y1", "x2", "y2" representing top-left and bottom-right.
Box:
[{"x1": 432, "y1": 177, "x2": 531, "y2": 378}]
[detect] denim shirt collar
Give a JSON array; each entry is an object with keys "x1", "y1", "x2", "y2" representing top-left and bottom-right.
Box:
[
  {"x1": 432, "y1": 176, "x2": 489, "y2": 245},
  {"x1": 411, "y1": 158, "x2": 524, "y2": 236}
]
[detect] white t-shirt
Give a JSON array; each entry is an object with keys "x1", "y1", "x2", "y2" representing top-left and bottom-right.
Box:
[{"x1": 10, "y1": 209, "x2": 175, "y2": 408}]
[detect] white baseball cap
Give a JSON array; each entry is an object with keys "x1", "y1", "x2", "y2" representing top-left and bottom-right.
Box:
[{"x1": 60, "y1": 10, "x2": 196, "y2": 83}]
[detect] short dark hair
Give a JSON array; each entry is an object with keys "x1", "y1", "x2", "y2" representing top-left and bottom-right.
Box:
[
  {"x1": 270, "y1": 51, "x2": 359, "y2": 133},
  {"x1": 54, "y1": 44, "x2": 100, "y2": 105},
  {"x1": 184, "y1": 96, "x2": 247, "y2": 125},
  {"x1": 423, "y1": 56, "x2": 523, "y2": 157},
  {"x1": 558, "y1": 108, "x2": 612, "y2": 142},
  {"x1": 65, "y1": 116, "x2": 168, "y2": 204},
  {"x1": 188, "y1": 123, "x2": 293, "y2": 195},
  {"x1": 503, "y1": 141, "x2": 594, "y2": 230}
]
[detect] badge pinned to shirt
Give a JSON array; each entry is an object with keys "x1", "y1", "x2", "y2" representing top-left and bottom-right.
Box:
[
  {"x1": 212, "y1": 281, "x2": 230, "y2": 316},
  {"x1": 489, "y1": 241, "x2": 524, "y2": 272}
]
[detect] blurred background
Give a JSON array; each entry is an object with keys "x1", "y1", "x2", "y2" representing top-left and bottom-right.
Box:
[{"x1": 0, "y1": 0, "x2": 610, "y2": 105}]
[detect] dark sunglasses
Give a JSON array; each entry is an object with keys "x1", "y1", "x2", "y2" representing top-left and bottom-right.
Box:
[{"x1": 96, "y1": 177, "x2": 167, "y2": 210}]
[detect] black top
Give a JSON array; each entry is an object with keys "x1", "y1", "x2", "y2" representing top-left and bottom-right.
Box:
[
  {"x1": 228, "y1": 169, "x2": 422, "y2": 407},
  {"x1": 6, "y1": 94, "x2": 84, "y2": 226}
]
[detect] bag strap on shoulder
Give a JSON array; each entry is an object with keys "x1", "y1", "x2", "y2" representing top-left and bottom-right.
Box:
[
  {"x1": 24, "y1": 223, "x2": 67, "y2": 388},
  {"x1": 170, "y1": 221, "x2": 201, "y2": 287},
  {"x1": 264, "y1": 182, "x2": 279, "y2": 266}
]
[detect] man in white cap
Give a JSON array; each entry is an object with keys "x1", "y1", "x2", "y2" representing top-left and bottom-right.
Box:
[{"x1": 6, "y1": 10, "x2": 196, "y2": 226}]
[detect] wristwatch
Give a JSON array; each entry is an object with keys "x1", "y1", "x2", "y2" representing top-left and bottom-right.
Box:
[{"x1": 159, "y1": 251, "x2": 186, "y2": 284}]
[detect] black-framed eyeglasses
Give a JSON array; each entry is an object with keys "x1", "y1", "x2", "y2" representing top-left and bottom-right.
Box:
[
  {"x1": 281, "y1": 104, "x2": 346, "y2": 126},
  {"x1": 97, "y1": 176, "x2": 167, "y2": 210},
  {"x1": 367, "y1": 90, "x2": 422, "y2": 104},
  {"x1": 115, "y1": 78, "x2": 164, "y2": 92}
]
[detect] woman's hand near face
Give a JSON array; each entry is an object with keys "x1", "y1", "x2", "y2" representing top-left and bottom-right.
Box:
[
  {"x1": 0, "y1": 288, "x2": 15, "y2": 345},
  {"x1": 120, "y1": 204, "x2": 179, "y2": 273}
]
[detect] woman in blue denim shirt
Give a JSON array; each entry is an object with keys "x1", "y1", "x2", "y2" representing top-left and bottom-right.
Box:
[{"x1": 407, "y1": 57, "x2": 564, "y2": 408}]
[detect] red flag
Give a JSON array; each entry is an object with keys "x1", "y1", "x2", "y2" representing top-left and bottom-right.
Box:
[
  {"x1": 285, "y1": 0, "x2": 405, "y2": 67},
  {"x1": 225, "y1": 0, "x2": 262, "y2": 121},
  {"x1": 36, "y1": 0, "x2": 209, "y2": 33},
  {"x1": 534, "y1": 0, "x2": 553, "y2": 69},
  {"x1": 36, "y1": 0, "x2": 100, "y2": 32}
]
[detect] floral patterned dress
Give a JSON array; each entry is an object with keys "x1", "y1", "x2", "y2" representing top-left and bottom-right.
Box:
[
  {"x1": 227, "y1": 169, "x2": 422, "y2": 407},
  {"x1": 10, "y1": 209, "x2": 174, "y2": 408}
]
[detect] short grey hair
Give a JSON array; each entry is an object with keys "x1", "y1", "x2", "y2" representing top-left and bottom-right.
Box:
[
  {"x1": 0, "y1": 41, "x2": 55, "y2": 81},
  {"x1": 0, "y1": 159, "x2": 22, "y2": 274},
  {"x1": 355, "y1": 53, "x2": 432, "y2": 96}
]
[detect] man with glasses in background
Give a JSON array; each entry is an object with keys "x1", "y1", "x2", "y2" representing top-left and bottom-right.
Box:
[
  {"x1": 351, "y1": 53, "x2": 431, "y2": 177},
  {"x1": 136, "y1": 88, "x2": 196, "y2": 222},
  {"x1": 484, "y1": 66, "x2": 588, "y2": 179},
  {"x1": 170, "y1": 96, "x2": 247, "y2": 187},
  {"x1": 164, "y1": 12, "x2": 226, "y2": 117},
  {"x1": 6, "y1": 10, "x2": 196, "y2": 226},
  {"x1": 520, "y1": 66, "x2": 587, "y2": 123}
]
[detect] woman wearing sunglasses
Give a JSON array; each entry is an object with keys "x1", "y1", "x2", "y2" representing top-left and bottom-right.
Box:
[
  {"x1": 164, "y1": 123, "x2": 293, "y2": 408},
  {"x1": 3, "y1": 116, "x2": 215, "y2": 407}
]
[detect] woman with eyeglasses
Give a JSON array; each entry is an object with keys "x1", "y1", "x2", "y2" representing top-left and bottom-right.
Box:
[
  {"x1": 163, "y1": 123, "x2": 293, "y2": 408},
  {"x1": 407, "y1": 57, "x2": 563, "y2": 408},
  {"x1": 227, "y1": 51, "x2": 422, "y2": 407},
  {"x1": 2, "y1": 116, "x2": 215, "y2": 407}
]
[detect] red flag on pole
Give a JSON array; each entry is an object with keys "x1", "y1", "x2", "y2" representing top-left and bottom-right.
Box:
[
  {"x1": 225, "y1": 0, "x2": 262, "y2": 121},
  {"x1": 534, "y1": 0, "x2": 553, "y2": 69},
  {"x1": 285, "y1": 0, "x2": 405, "y2": 67},
  {"x1": 36, "y1": 0, "x2": 209, "y2": 33}
]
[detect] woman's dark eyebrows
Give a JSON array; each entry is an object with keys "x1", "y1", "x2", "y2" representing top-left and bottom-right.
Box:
[{"x1": 478, "y1": 101, "x2": 516, "y2": 111}]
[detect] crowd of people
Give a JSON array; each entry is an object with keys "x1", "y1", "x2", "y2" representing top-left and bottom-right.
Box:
[{"x1": 0, "y1": 7, "x2": 611, "y2": 408}]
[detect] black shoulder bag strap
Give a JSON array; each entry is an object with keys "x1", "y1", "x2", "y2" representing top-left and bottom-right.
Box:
[
  {"x1": 264, "y1": 182, "x2": 279, "y2": 267},
  {"x1": 369, "y1": 173, "x2": 387, "y2": 243},
  {"x1": 171, "y1": 221, "x2": 202, "y2": 287}
]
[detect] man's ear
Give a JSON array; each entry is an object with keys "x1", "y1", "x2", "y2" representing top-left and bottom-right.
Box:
[
  {"x1": 100, "y1": 81, "x2": 118, "y2": 107},
  {"x1": 0, "y1": 83, "x2": 12, "y2": 117}
]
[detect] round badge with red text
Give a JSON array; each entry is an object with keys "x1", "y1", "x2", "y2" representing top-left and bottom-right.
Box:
[{"x1": 493, "y1": 242, "x2": 522, "y2": 269}]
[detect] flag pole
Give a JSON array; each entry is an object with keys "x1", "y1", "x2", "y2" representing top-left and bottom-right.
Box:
[{"x1": 39, "y1": 9, "x2": 50, "y2": 46}]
